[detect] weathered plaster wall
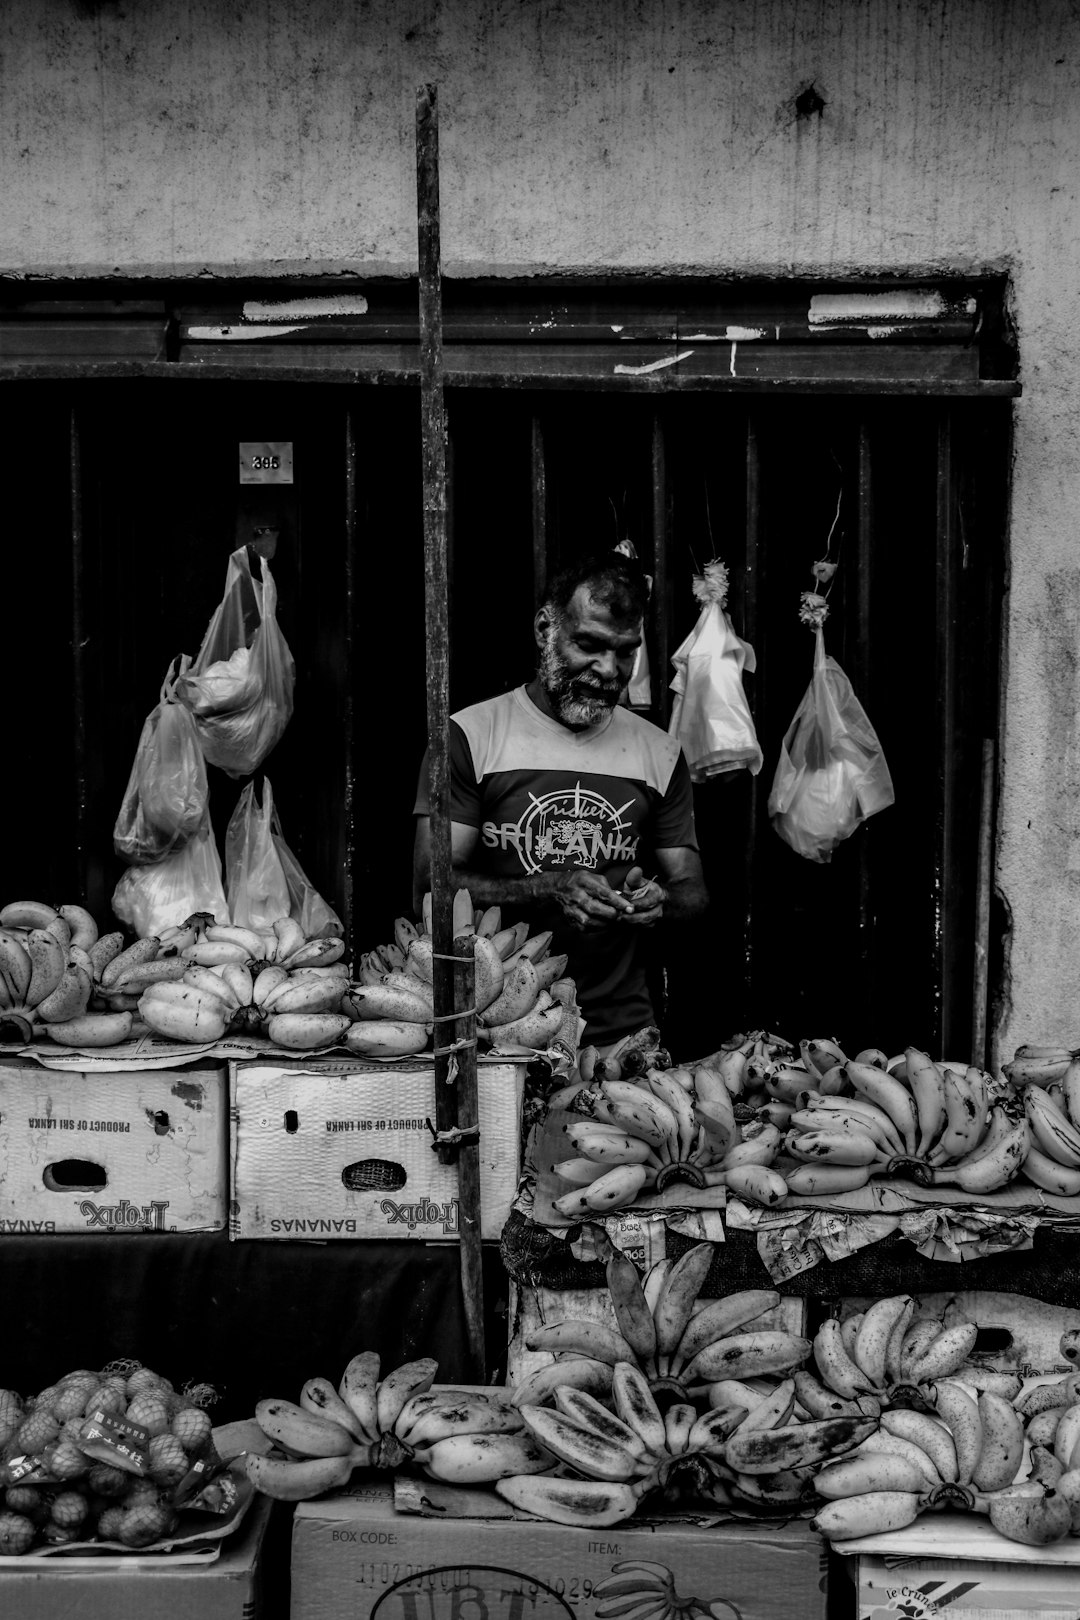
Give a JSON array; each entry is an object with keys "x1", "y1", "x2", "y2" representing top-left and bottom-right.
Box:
[{"x1": 3, "y1": 0, "x2": 1079, "y2": 1056}]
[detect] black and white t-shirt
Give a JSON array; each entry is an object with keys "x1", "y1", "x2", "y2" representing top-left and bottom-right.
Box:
[{"x1": 414, "y1": 686, "x2": 697, "y2": 1046}]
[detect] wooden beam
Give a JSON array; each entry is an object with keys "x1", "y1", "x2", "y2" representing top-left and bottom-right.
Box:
[{"x1": 416, "y1": 82, "x2": 485, "y2": 1382}]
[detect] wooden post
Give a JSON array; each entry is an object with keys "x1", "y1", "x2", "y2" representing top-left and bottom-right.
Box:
[{"x1": 416, "y1": 83, "x2": 485, "y2": 1382}]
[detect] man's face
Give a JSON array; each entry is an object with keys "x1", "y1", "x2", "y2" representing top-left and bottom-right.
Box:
[{"x1": 535, "y1": 585, "x2": 643, "y2": 729}]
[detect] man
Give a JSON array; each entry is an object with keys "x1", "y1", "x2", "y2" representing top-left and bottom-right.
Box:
[{"x1": 412, "y1": 551, "x2": 709, "y2": 1050}]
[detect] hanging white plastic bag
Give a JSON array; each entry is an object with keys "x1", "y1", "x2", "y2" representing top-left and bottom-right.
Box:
[
  {"x1": 113, "y1": 662, "x2": 209, "y2": 865},
  {"x1": 768, "y1": 628, "x2": 895, "y2": 863},
  {"x1": 177, "y1": 547, "x2": 295, "y2": 778},
  {"x1": 669, "y1": 601, "x2": 762, "y2": 779},
  {"x1": 225, "y1": 778, "x2": 343, "y2": 937},
  {"x1": 273, "y1": 823, "x2": 343, "y2": 939},
  {"x1": 225, "y1": 780, "x2": 290, "y2": 931},
  {"x1": 112, "y1": 823, "x2": 228, "y2": 938}
]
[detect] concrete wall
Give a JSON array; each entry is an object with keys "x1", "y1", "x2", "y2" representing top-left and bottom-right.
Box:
[{"x1": 3, "y1": 0, "x2": 1079, "y2": 1058}]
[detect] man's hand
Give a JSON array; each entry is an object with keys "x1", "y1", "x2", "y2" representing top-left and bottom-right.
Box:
[
  {"x1": 551, "y1": 869, "x2": 635, "y2": 931},
  {"x1": 617, "y1": 865, "x2": 666, "y2": 928}
]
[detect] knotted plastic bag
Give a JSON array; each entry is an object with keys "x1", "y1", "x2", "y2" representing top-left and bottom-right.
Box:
[
  {"x1": 768, "y1": 628, "x2": 894, "y2": 862},
  {"x1": 669, "y1": 600, "x2": 763, "y2": 780},
  {"x1": 112, "y1": 823, "x2": 228, "y2": 938},
  {"x1": 225, "y1": 778, "x2": 342, "y2": 937},
  {"x1": 113, "y1": 662, "x2": 208, "y2": 865},
  {"x1": 177, "y1": 546, "x2": 295, "y2": 778}
]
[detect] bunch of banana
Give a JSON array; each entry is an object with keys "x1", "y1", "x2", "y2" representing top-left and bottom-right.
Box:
[
  {"x1": 516, "y1": 1239, "x2": 810, "y2": 1407},
  {"x1": 245, "y1": 1351, "x2": 551, "y2": 1500},
  {"x1": 809, "y1": 1295, "x2": 996, "y2": 1412},
  {"x1": 550, "y1": 1060, "x2": 796, "y2": 1218},
  {"x1": 0, "y1": 898, "x2": 121, "y2": 1046},
  {"x1": 1015, "y1": 1065, "x2": 1080, "y2": 1196},
  {"x1": 1002, "y1": 1043, "x2": 1080, "y2": 1090},
  {"x1": 343, "y1": 891, "x2": 574, "y2": 1060},
  {"x1": 179, "y1": 917, "x2": 345, "y2": 975}
]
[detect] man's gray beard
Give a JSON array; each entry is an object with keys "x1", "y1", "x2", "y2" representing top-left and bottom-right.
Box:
[{"x1": 538, "y1": 630, "x2": 621, "y2": 729}]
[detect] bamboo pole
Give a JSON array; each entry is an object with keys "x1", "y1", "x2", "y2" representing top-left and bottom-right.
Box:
[{"x1": 416, "y1": 83, "x2": 485, "y2": 1381}]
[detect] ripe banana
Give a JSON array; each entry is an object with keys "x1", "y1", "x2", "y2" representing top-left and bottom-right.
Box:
[
  {"x1": 264, "y1": 1010, "x2": 348, "y2": 1049},
  {"x1": 182, "y1": 965, "x2": 240, "y2": 1009},
  {"x1": 343, "y1": 982, "x2": 434, "y2": 1022},
  {"x1": 724, "y1": 1415, "x2": 874, "y2": 1475},
  {"x1": 906, "y1": 1321, "x2": 979, "y2": 1385},
  {"x1": 45, "y1": 1010, "x2": 134, "y2": 1047},
  {"x1": 34, "y1": 964, "x2": 91, "y2": 1024},
  {"x1": 138, "y1": 986, "x2": 228, "y2": 1043},
  {"x1": 1053, "y1": 1402, "x2": 1080, "y2": 1470},
  {"x1": 509, "y1": 1358, "x2": 613, "y2": 1409},
  {"x1": 930, "y1": 1380, "x2": 983, "y2": 1485},
  {"x1": 242, "y1": 1451, "x2": 355, "y2": 1501},
  {"x1": 610, "y1": 1362, "x2": 668, "y2": 1456},
  {"x1": 112, "y1": 956, "x2": 188, "y2": 992},
  {"x1": 669, "y1": 1288, "x2": 780, "y2": 1376},
  {"x1": 206, "y1": 924, "x2": 267, "y2": 959},
  {"x1": 0, "y1": 900, "x2": 58, "y2": 930},
  {"x1": 880, "y1": 1409, "x2": 958, "y2": 1482},
  {"x1": 268, "y1": 976, "x2": 349, "y2": 1016},
  {"x1": 806, "y1": 1095, "x2": 906, "y2": 1156},
  {"x1": 479, "y1": 958, "x2": 540, "y2": 1027},
  {"x1": 682, "y1": 1329, "x2": 811, "y2": 1385},
  {"x1": 24, "y1": 929, "x2": 67, "y2": 1007},
  {"x1": 375, "y1": 1357, "x2": 438, "y2": 1435},
  {"x1": 987, "y1": 1483, "x2": 1072, "y2": 1545},
  {"x1": 481, "y1": 1004, "x2": 565, "y2": 1050},
  {"x1": 413, "y1": 1431, "x2": 553, "y2": 1483},
  {"x1": 555, "y1": 1163, "x2": 650, "y2": 1217},
  {"x1": 605, "y1": 1247, "x2": 658, "y2": 1368},
  {"x1": 526, "y1": 1320, "x2": 638, "y2": 1367},
  {"x1": 1022, "y1": 1144, "x2": 1080, "y2": 1195},
  {"x1": 927, "y1": 1066, "x2": 985, "y2": 1164},
  {"x1": 932, "y1": 1118, "x2": 1028, "y2": 1193},
  {"x1": 100, "y1": 937, "x2": 161, "y2": 989},
  {"x1": 87, "y1": 931, "x2": 125, "y2": 978},
  {"x1": 722, "y1": 1164, "x2": 788, "y2": 1206},
  {"x1": 811, "y1": 1490, "x2": 922, "y2": 1542},
  {"x1": 553, "y1": 1158, "x2": 608, "y2": 1186},
  {"x1": 815, "y1": 1451, "x2": 931, "y2": 1499},
  {"x1": 736, "y1": 1377, "x2": 796, "y2": 1434},
  {"x1": 563, "y1": 1121, "x2": 656, "y2": 1166},
  {"x1": 786, "y1": 1128, "x2": 880, "y2": 1167},
  {"x1": 663, "y1": 1403, "x2": 697, "y2": 1456},
  {"x1": 848, "y1": 1432, "x2": 941, "y2": 1489},
  {"x1": 1025, "y1": 1086, "x2": 1080, "y2": 1166},
  {"x1": 495, "y1": 1474, "x2": 640, "y2": 1527},
  {"x1": 254, "y1": 1398, "x2": 365, "y2": 1460},
  {"x1": 783, "y1": 1164, "x2": 872, "y2": 1196},
  {"x1": 300, "y1": 1378, "x2": 374, "y2": 1446},
  {"x1": 814, "y1": 1318, "x2": 877, "y2": 1399},
  {"x1": 853, "y1": 1296, "x2": 913, "y2": 1390},
  {"x1": 552, "y1": 1389, "x2": 646, "y2": 1457},
  {"x1": 279, "y1": 937, "x2": 346, "y2": 970},
  {"x1": 338, "y1": 1352, "x2": 381, "y2": 1441},
  {"x1": 595, "y1": 1081, "x2": 679, "y2": 1155},
  {"x1": 342, "y1": 1020, "x2": 430, "y2": 1057},
  {"x1": 57, "y1": 903, "x2": 98, "y2": 951},
  {"x1": 844, "y1": 1061, "x2": 919, "y2": 1155},
  {"x1": 519, "y1": 1407, "x2": 640, "y2": 1482},
  {"x1": 1002, "y1": 1051, "x2": 1073, "y2": 1087},
  {"x1": 793, "y1": 1370, "x2": 862, "y2": 1420},
  {"x1": 650, "y1": 1243, "x2": 719, "y2": 1366}
]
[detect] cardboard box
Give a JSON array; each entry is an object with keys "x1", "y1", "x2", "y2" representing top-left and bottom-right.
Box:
[
  {"x1": 229, "y1": 1058, "x2": 524, "y2": 1240},
  {"x1": 290, "y1": 1481, "x2": 828, "y2": 1620},
  {"x1": 856, "y1": 1540, "x2": 1080, "y2": 1619},
  {"x1": 0, "y1": 1058, "x2": 227, "y2": 1234},
  {"x1": 0, "y1": 1492, "x2": 271, "y2": 1619}
]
